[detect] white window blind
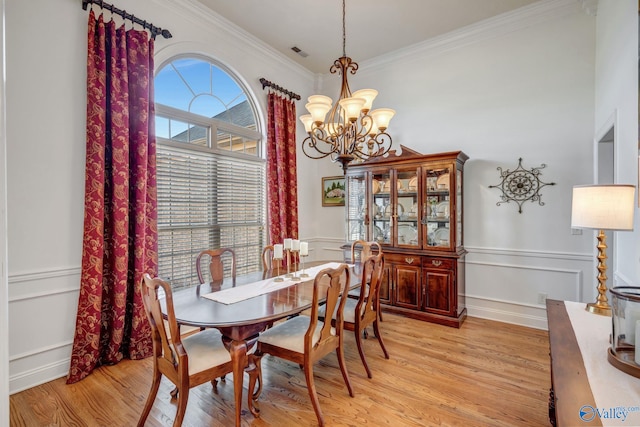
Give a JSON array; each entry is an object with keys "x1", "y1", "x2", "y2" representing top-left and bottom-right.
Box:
[{"x1": 157, "y1": 144, "x2": 266, "y2": 288}]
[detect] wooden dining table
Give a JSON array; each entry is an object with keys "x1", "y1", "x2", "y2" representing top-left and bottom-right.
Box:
[{"x1": 160, "y1": 261, "x2": 360, "y2": 427}]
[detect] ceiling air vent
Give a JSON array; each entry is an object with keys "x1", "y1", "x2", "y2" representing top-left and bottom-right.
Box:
[{"x1": 291, "y1": 46, "x2": 309, "y2": 58}]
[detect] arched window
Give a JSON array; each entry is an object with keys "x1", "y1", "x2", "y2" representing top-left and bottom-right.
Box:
[{"x1": 154, "y1": 55, "x2": 265, "y2": 287}]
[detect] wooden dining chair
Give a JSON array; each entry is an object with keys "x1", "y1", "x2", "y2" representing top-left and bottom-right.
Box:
[
  {"x1": 261, "y1": 245, "x2": 282, "y2": 279},
  {"x1": 319, "y1": 252, "x2": 389, "y2": 379},
  {"x1": 348, "y1": 240, "x2": 384, "y2": 321},
  {"x1": 196, "y1": 248, "x2": 236, "y2": 286},
  {"x1": 350, "y1": 239, "x2": 382, "y2": 264},
  {"x1": 138, "y1": 274, "x2": 261, "y2": 427},
  {"x1": 254, "y1": 264, "x2": 354, "y2": 427}
]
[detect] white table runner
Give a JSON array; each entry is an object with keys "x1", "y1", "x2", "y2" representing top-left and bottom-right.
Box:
[
  {"x1": 202, "y1": 262, "x2": 349, "y2": 305},
  {"x1": 564, "y1": 301, "x2": 640, "y2": 426}
]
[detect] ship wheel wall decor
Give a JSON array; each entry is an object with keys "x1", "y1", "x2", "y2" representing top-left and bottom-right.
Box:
[{"x1": 488, "y1": 158, "x2": 556, "y2": 213}]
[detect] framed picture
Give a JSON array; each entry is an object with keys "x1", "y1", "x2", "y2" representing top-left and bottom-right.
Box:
[{"x1": 322, "y1": 176, "x2": 345, "y2": 207}]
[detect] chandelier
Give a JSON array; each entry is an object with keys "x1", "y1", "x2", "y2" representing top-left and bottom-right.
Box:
[{"x1": 299, "y1": 0, "x2": 395, "y2": 174}]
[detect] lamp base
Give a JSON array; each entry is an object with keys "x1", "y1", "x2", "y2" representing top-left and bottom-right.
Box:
[{"x1": 585, "y1": 302, "x2": 611, "y2": 316}]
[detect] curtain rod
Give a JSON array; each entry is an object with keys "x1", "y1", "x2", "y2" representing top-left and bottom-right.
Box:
[
  {"x1": 82, "y1": 0, "x2": 172, "y2": 39},
  {"x1": 260, "y1": 78, "x2": 301, "y2": 101}
]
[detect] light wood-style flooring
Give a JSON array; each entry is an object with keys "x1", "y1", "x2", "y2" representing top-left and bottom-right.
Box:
[{"x1": 10, "y1": 314, "x2": 550, "y2": 426}]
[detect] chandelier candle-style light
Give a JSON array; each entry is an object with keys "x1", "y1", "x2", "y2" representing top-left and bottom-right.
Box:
[{"x1": 299, "y1": 0, "x2": 395, "y2": 174}]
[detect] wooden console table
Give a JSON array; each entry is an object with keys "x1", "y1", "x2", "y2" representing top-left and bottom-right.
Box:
[
  {"x1": 547, "y1": 299, "x2": 640, "y2": 426},
  {"x1": 547, "y1": 299, "x2": 601, "y2": 426}
]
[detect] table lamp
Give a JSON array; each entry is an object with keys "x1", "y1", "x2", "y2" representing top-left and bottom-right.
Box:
[{"x1": 571, "y1": 184, "x2": 636, "y2": 316}]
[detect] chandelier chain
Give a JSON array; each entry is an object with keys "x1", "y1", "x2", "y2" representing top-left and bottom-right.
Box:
[{"x1": 342, "y1": 0, "x2": 346, "y2": 57}]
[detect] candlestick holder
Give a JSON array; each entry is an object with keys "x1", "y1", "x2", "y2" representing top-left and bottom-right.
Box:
[
  {"x1": 273, "y1": 256, "x2": 284, "y2": 282},
  {"x1": 290, "y1": 250, "x2": 301, "y2": 281},
  {"x1": 284, "y1": 249, "x2": 293, "y2": 278},
  {"x1": 300, "y1": 253, "x2": 309, "y2": 278}
]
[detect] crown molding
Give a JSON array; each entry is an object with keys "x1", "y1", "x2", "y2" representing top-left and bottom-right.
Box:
[
  {"x1": 149, "y1": 0, "x2": 314, "y2": 81},
  {"x1": 357, "y1": 0, "x2": 583, "y2": 75}
]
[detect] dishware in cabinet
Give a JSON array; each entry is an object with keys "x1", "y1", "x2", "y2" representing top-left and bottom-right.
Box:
[
  {"x1": 346, "y1": 173, "x2": 367, "y2": 242},
  {"x1": 395, "y1": 168, "x2": 420, "y2": 248},
  {"x1": 371, "y1": 171, "x2": 392, "y2": 245},
  {"x1": 424, "y1": 165, "x2": 453, "y2": 250}
]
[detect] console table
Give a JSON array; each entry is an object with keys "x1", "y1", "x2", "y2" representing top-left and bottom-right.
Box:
[{"x1": 547, "y1": 299, "x2": 640, "y2": 426}]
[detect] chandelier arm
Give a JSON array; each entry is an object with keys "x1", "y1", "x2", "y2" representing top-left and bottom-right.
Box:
[
  {"x1": 301, "y1": 136, "x2": 337, "y2": 160},
  {"x1": 350, "y1": 132, "x2": 393, "y2": 160}
]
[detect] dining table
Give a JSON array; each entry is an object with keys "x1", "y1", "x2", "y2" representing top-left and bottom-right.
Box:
[{"x1": 160, "y1": 260, "x2": 361, "y2": 427}]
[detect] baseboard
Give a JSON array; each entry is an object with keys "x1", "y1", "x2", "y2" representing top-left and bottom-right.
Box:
[
  {"x1": 466, "y1": 295, "x2": 549, "y2": 330},
  {"x1": 9, "y1": 357, "x2": 69, "y2": 394}
]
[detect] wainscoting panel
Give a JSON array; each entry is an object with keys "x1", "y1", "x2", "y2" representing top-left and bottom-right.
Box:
[
  {"x1": 465, "y1": 246, "x2": 593, "y2": 329},
  {"x1": 8, "y1": 267, "x2": 81, "y2": 394}
]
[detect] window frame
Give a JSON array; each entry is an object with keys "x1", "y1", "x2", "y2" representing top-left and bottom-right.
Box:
[{"x1": 154, "y1": 55, "x2": 266, "y2": 289}]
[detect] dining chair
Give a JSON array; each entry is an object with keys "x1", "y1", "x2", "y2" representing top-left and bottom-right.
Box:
[
  {"x1": 261, "y1": 245, "x2": 282, "y2": 279},
  {"x1": 350, "y1": 239, "x2": 382, "y2": 264},
  {"x1": 319, "y1": 252, "x2": 389, "y2": 379},
  {"x1": 254, "y1": 264, "x2": 353, "y2": 427},
  {"x1": 196, "y1": 248, "x2": 236, "y2": 286},
  {"x1": 138, "y1": 274, "x2": 261, "y2": 427},
  {"x1": 348, "y1": 240, "x2": 384, "y2": 321}
]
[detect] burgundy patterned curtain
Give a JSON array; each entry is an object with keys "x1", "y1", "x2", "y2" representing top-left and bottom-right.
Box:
[
  {"x1": 67, "y1": 10, "x2": 158, "y2": 384},
  {"x1": 266, "y1": 92, "x2": 299, "y2": 244}
]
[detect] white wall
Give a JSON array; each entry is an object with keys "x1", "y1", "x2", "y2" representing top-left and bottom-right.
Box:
[
  {"x1": 5, "y1": 0, "x2": 636, "y2": 395},
  {"x1": 594, "y1": 0, "x2": 639, "y2": 288},
  {"x1": 1, "y1": 0, "x2": 9, "y2": 422}
]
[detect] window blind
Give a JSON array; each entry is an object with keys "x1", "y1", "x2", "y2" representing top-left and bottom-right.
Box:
[{"x1": 157, "y1": 144, "x2": 266, "y2": 288}]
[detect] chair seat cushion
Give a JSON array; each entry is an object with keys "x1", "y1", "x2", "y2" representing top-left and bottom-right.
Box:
[
  {"x1": 319, "y1": 298, "x2": 359, "y2": 324},
  {"x1": 258, "y1": 315, "x2": 335, "y2": 354},
  {"x1": 182, "y1": 329, "x2": 231, "y2": 375}
]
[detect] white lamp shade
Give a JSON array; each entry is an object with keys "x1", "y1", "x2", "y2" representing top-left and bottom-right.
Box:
[
  {"x1": 339, "y1": 97, "x2": 366, "y2": 120},
  {"x1": 371, "y1": 108, "x2": 396, "y2": 130},
  {"x1": 305, "y1": 102, "x2": 332, "y2": 123},
  {"x1": 352, "y1": 89, "x2": 378, "y2": 111},
  {"x1": 362, "y1": 116, "x2": 378, "y2": 135},
  {"x1": 571, "y1": 184, "x2": 636, "y2": 230},
  {"x1": 307, "y1": 94, "x2": 332, "y2": 106},
  {"x1": 299, "y1": 114, "x2": 314, "y2": 132}
]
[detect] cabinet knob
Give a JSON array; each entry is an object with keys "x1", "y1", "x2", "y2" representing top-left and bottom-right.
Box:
[
  {"x1": 405, "y1": 257, "x2": 414, "y2": 264},
  {"x1": 432, "y1": 260, "x2": 442, "y2": 267}
]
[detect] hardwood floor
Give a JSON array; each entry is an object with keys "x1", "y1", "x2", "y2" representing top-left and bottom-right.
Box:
[{"x1": 10, "y1": 314, "x2": 551, "y2": 426}]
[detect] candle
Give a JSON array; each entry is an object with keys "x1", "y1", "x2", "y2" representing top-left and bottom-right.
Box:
[
  {"x1": 283, "y1": 238, "x2": 292, "y2": 250},
  {"x1": 292, "y1": 239, "x2": 300, "y2": 251},
  {"x1": 625, "y1": 307, "x2": 640, "y2": 345},
  {"x1": 636, "y1": 321, "x2": 640, "y2": 365},
  {"x1": 300, "y1": 241, "x2": 309, "y2": 256},
  {"x1": 273, "y1": 244, "x2": 283, "y2": 259}
]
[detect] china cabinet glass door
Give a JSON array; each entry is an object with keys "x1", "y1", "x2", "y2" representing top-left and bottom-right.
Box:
[
  {"x1": 371, "y1": 170, "x2": 391, "y2": 245},
  {"x1": 424, "y1": 164, "x2": 452, "y2": 249},
  {"x1": 346, "y1": 173, "x2": 366, "y2": 242},
  {"x1": 456, "y1": 168, "x2": 463, "y2": 247},
  {"x1": 396, "y1": 168, "x2": 420, "y2": 248}
]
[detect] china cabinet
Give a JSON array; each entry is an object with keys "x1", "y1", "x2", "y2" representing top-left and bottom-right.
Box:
[{"x1": 344, "y1": 147, "x2": 468, "y2": 327}]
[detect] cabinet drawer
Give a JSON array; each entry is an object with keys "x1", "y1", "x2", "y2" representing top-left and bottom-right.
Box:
[
  {"x1": 385, "y1": 253, "x2": 421, "y2": 266},
  {"x1": 423, "y1": 257, "x2": 455, "y2": 270}
]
